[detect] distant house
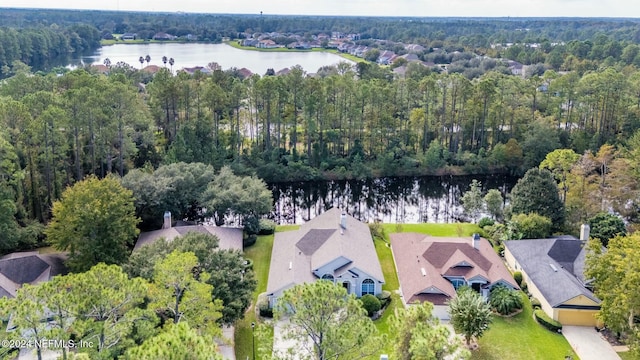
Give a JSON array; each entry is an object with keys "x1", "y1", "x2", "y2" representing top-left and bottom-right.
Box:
[
  {"x1": 391, "y1": 233, "x2": 517, "y2": 319},
  {"x1": 120, "y1": 33, "x2": 137, "y2": 40},
  {"x1": 142, "y1": 65, "x2": 162, "y2": 74},
  {"x1": 405, "y1": 44, "x2": 426, "y2": 53},
  {"x1": 90, "y1": 64, "x2": 110, "y2": 74},
  {"x1": 236, "y1": 67, "x2": 254, "y2": 79},
  {"x1": 0, "y1": 252, "x2": 67, "y2": 298},
  {"x1": 505, "y1": 60, "x2": 524, "y2": 76},
  {"x1": 179, "y1": 66, "x2": 212, "y2": 75},
  {"x1": 241, "y1": 39, "x2": 259, "y2": 47},
  {"x1": 266, "y1": 208, "x2": 385, "y2": 307},
  {"x1": 276, "y1": 68, "x2": 291, "y2": 76},
  {"x1": 153, "y1": 32, "x2": 176, "y2": 41},
  {"x1": 504, "y1": 231, "x2": 601, "y2": 326},
  {"x1": 134, "y1": 212, "x2": 243, "y2": 252},
  {"x1": 257, "y1": 39, "x2": 279, "y2": 49}
]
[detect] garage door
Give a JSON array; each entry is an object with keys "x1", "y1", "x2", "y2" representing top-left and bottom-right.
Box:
[{"x1": 557, "y1": 310, "x2": 598, "y2": 326}]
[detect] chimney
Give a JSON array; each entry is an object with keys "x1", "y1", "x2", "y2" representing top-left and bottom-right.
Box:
[
  {"x1": 580, "y1": 224, "x2": 590, "y2": 241},
  {"x1": 472, "y1": 233, "x2": 481, "y2": 250},
  {"x1": 163, "y1": 211, "x2": 172, "y2": 229},
  {"x1": 340, "y1": 212, "x2": 347, "y2": 230}
]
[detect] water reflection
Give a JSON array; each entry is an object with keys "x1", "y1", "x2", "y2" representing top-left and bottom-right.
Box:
[{"x1": 269, "y1": 175, "x2": 517, "y2": 224}]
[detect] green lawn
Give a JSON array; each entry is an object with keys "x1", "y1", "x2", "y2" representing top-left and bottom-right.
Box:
[
  {"x1": 618, "y1": 351, "x2": 635, "y2": 360},
  {"x1": 382, "y1": 222, "x2": 482, "y2": 237},
  {"x1": 234, "y1": 226, "x2": 298, "y2": 360},
  {"x1": 472, "y1": 294, "x2": 579, "y2": 360}
]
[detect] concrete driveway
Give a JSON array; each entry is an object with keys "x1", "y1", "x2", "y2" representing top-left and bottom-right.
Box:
[
  {"x1": 562, "y1": 326, "x2": 620, "y2": 360},
  {"x1": 273, "y1": 320, "x2": 313, "y2": 359}
]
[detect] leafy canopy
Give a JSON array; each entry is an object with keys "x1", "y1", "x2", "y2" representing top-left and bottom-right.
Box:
[
  {"x1": 45, "y1": 175, "x2": 139, "y2": 272},
  {"x1": 448, "y1": 287, "x2": 493, "y2": 346},
  {"x1": 275, "y1": 281, "x2": 385, "y2": 360}
]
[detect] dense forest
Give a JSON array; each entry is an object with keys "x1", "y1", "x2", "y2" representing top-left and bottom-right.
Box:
[{"x1": 2, "y1": 10, "x2": 640, "y2": 250}]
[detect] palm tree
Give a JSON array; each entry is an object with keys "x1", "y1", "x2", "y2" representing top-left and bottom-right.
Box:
[
  {"x1": 169, "y1": 57, "x2": 175, "y2": 72},
  {"x1": 103, "y1": 58, "x2": 111, "y2": 68},
  {"x1": 162, "y1": 56, "x2": 167, "y2": 67},
  {"x1": 145, "y1": 54, "x2": 151, "y2": 66},
  {"x1": 139, "y1": 56, "x2": 144, "y2": 69}
]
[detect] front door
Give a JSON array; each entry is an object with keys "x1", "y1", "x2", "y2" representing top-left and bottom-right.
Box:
[{"x1": 342, "y1": 281, "x2": 350, "y2": 294}]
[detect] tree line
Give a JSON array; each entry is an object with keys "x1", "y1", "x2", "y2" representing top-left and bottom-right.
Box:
[{"x1": 4, "y1": 58, "x2": 640, "y2": 238}]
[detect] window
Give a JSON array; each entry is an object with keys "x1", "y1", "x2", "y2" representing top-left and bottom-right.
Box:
[
  {"x1": 321, "y1": 274, "x2": 334, "y2": 282},
  {"x1": 450, "y1": 278, "x2": 466, "y2": 290},
  {"x1": 361, "y1": 279, "x2": 375, "y2": 295}
]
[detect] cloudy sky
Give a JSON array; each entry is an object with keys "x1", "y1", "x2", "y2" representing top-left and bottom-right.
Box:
[{"x1": 0, "y1": 0, "x2": 634, "y2": 17}]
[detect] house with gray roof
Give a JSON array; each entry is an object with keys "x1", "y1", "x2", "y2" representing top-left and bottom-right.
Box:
[
  {"x1": 134, "y1": 212, "x2": 243, "y2": 252},
  {"x1": 0, "y1": 252, "x2": 67, "y2": 298},
  {"x1": 266, "y1": 207, "x2": 384, "y2": 307},
  {"x1": 504, "y1": 234, "x2": 601, "y2": 326}
]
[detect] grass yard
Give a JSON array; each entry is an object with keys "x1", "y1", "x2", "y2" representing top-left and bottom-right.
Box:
[
  {"x1": 234, "y1": 226, "x2": 298, "y2": 360},
  {"x1": 382, "y1": 222, "x2": 482, "y2": 237},
  {"x1": 472, "y1": 294, "x2": 579, "y2": 360},
  {"x1": 618, "y1": 351, "x2": 635, "y2": 360}
]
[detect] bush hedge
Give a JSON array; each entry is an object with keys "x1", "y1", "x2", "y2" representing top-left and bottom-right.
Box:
[
  {"x1": 257, "y1": 219, "x2": 276, "y2": 235},
  {"x1": 243, "y1": 234, "x2": 257, "y2": 248},
  {"x1": 376, "y1": 290, "x2": 392, "y2": 307},
  {"x1": 258, "y1": 300, "x2": 273, "y2": 318},
  {"x1": 513, "y1": 271, "x2": 523, "y2": 286},
  {"x1": 360, "y1": 294, "x2": 381, "y2": 317},
  {"x1": 534, "y1": 309, "x2": 562, "y2": 332},
  {"x1": 478, "y1": 217, "x2": 495, "y2": 228}
]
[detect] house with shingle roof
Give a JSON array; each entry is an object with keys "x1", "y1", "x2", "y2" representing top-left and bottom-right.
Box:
[
  {"x1": 134, "y1": 212, "x2": 243, "y2": 252},
  {"x1": 391, "y1": 233, "x2": 517, "y2": 319},
  {"x1": 266, "y1": 207, "x2": 384, "y2": 307},
  {"x1": 504, "y1": 234, "x2": 601, "y2": 326},
  {"x1": 0, "y1": 252, "x2": 67, "y2": 298}
]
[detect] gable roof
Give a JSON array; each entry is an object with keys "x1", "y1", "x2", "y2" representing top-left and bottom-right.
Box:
[
  {"x1": 504, "y1": 237, "x2": 600, "y2": 307},
  {"x1": 267, "y1": 207, "x2": 384, "y2": 295},
  {"x1": 0, "y1": 252, "x2": 67, "y2": 298},
  {"x1": 391, "y1": 233, "x2": 517, "y2": 305},
  {"x1": 134, "y1": 225, "x2": 243, "y2": 252}
]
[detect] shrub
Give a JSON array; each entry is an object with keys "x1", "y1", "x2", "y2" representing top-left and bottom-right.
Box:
[
  {"x1": 243, "y1": 234, "x2": 257, "y2": 248},
  {"x1": 478, "y1": 217, "x2": 495, "y2": 228},
  {"x1": 534, "y1": 309, "x2": 562, "y2": 332},
  {"x1": 531, "y1": 297, "x2": 542, "y2": 309},
  {"x1": 513, "y1": 271, "x2": 523, "y2": 286},
  {"x1": 521, "y1": 281, "x2": 528, "y2": 294},
  {"x1": 376, "y1": 290, "x2": 392, "y2": 307},
  {"x1": 368, "y1": 222, "x2": 386, "y2": 241},
  {"x1": 489, "y1": 285, "x2": 523, "y2": 315},
  {"x1": 360, "y1": 294, "x2": 381, "y2": 317},
  {"x1": 243, "y1": 258, "x2": 253, "y2": 270},
  {"x1": 258, "y1": 299, "x2": 273, "y2": 318},
  {"x1": 257, "y1": 219, "x2": 276, "y2": 235}
]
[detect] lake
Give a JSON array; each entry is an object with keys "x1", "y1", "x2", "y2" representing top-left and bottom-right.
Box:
[
  {"x1": 70, "y1": 43, "x2": 354, "y2": 75},
  {"x1": 269, "y1": 175, "x2": 518, "y2": 225}
]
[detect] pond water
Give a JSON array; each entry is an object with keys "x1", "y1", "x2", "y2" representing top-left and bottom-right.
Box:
[
  {"x1": 70, "y1": 43, "x2": 353, "y2": 75},
  {"x1": 269, "y1": 175, "x2": 518, "y2": 225}
]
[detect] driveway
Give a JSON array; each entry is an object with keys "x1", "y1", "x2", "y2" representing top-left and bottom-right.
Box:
[{"x1": 562, "y1": 326, "x2": 620, "y2": 360}]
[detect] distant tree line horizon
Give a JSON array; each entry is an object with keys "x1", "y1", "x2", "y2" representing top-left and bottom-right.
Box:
[{"x1": 3, "y1": 8, "x2": 640, "y2": 75}]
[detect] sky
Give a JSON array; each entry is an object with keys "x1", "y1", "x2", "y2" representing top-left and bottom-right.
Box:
[{"x1": 0, "y1": 0, "x2": 636, "y2": 18}]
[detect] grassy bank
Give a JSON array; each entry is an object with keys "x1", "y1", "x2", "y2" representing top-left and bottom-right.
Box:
[{"x1": 224, "y1": 40, "x2": 365, "y2": 63}]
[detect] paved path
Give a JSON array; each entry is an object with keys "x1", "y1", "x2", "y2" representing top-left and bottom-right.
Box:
[
  {"x1": 218, "y1": 325, "x2": 236, "y2": 360},
  {"x1": 562, "y1": 326, "x2": 621, "y2": 360}
]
